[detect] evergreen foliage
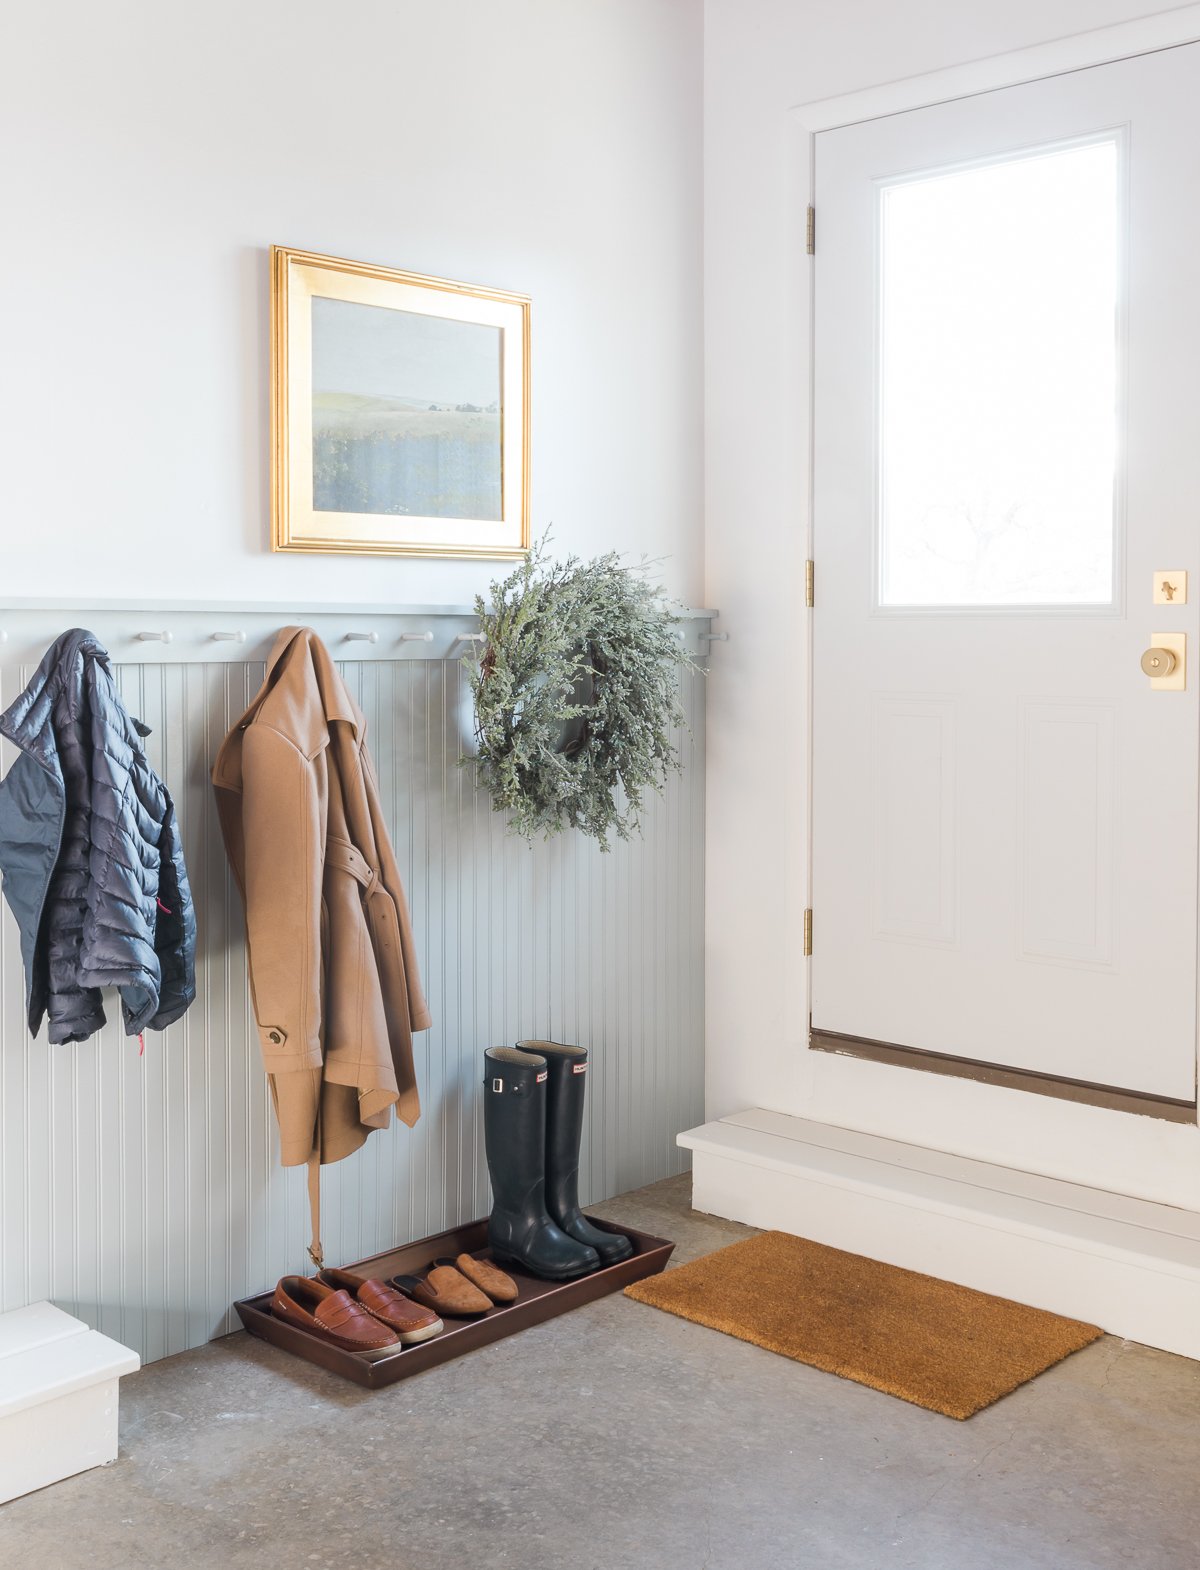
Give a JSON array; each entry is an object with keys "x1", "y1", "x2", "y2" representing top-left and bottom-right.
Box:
[{"x1": 467, "y1": 538, "x2": 701, "y2": 848}]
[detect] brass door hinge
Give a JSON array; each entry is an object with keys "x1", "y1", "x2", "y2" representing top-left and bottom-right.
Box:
[
  {"x1": 806, "y1": 205, "x2": 815, "y2": 256},
  {"x1": 803, "y1": 908, "x2": 813, "y2": 956},
  {"x1": 805, "y1": 559, "x2": 815, "y2": 608}
]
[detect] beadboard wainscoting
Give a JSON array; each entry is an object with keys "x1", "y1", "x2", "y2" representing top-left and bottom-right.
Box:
[{"x1": 0, "y1": 605, "x2": 709, "y2": 1362}]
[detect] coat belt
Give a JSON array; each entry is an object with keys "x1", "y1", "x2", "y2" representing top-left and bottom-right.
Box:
[
  {"x1": 325, "y1": 836, "x2": 380, "y2": 897},
  {"x1": 310, "y1": 837, "x2": 385, "y2": 1268}
]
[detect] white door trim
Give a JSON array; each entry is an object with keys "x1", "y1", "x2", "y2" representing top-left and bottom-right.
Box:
[
  {"x1": 791, "y1": 4, "x2": 1200, "y2": 133},
  {"x1": 784, "y1": 9, "x2": 1200, "y2": 1191}
]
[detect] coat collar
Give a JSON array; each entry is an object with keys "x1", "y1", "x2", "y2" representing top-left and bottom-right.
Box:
[{"x1": 213, "y1": 627, "x2": 365, "y2": 787}]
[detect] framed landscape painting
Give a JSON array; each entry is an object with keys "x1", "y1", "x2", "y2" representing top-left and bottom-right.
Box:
[{"x1": 271, "y1": 246, "x2": 530, "y2": 557}]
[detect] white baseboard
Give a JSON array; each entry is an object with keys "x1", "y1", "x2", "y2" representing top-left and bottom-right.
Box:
[
  {"x1": 678, "y1": 1109, "x2": 1200, "y2": 1360},
  {"x1": 0, "y1": 1302, "x2": 140, "y2": 1505}
]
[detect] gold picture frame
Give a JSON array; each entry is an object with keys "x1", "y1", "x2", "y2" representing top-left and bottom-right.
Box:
[{"x1": 271, "y1": 246, "x2": 530, "y2": 558}]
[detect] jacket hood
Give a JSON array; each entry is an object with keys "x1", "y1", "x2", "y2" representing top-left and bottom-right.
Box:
[{"x1": 0, "y1": 627, "x2": 111, "y2": 771}]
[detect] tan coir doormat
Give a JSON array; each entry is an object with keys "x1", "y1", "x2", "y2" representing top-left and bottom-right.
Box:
[{"x1": 625, "y1": 1232, "x2": 1102, "y2": 1419}]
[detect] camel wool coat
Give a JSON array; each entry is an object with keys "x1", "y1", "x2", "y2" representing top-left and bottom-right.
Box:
[{"x1": 213, "y1": 627, "x2": 430, "y2": 1170}]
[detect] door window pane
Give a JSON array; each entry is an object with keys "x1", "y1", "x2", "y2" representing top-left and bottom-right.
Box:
[{"x1": 878, "y1": 137, "x2": 1120, "y2": 608}]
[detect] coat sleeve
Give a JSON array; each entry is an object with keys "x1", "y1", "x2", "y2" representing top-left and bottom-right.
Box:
[
  {"x1": 240, "y1": 726, "x2": 324, "y2": 1075},
  {"x1": 147, "y1": 793, "x2": 198, "y2": 1031}
]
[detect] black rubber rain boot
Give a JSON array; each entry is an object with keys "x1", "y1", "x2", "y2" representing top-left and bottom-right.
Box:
[
  {"x1": 483, "y1": 1047, "x2": 600, "y2": 1280},
  {"x1": 514, "y1": 1040, "x2": 634, "y2": 1267}
]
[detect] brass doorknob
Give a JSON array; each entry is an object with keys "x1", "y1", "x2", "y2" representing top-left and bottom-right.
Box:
[{"x1": 1142, "y1": 647, "x2": 1178, "y2": 677}]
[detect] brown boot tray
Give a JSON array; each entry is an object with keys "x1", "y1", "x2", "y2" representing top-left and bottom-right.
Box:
[{"x1": 234, "y1": 1215, "x2": 674, "y2": 1388}]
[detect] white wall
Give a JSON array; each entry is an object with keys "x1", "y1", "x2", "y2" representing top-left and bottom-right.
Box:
[
  {"x1": 0, "y1": 2, "x2": 705, "y2": 1356},
  {"x1": 0, "y1": 0, "x2": 703, "y2": 606},
  {"x1": 702, "y1": 1, "x2": 1200, "y2": 1200}
]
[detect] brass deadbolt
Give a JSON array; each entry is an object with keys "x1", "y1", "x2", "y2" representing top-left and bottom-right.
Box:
[{"x1": 1141, "y1": 647, "x2": 1178, "y2": 677}]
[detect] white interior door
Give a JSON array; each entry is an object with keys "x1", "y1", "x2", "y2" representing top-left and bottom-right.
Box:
[{"x1": 811, "y1": 42, "x2": 1200, "y2": 1104}]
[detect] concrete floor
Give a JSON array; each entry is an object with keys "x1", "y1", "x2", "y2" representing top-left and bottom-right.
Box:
[{"x1": 1, "y1": 1174, "x2": 1197, "y2": 1570}]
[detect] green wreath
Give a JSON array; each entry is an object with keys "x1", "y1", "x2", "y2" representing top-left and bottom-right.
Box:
[{"x1": 466, "y1": 539, "x2": 700, "y2": 848}]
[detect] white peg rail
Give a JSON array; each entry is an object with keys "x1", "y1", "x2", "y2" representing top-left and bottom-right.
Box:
[{"x1": 0, "y1": 599, "x2": 720, "y2": 665}]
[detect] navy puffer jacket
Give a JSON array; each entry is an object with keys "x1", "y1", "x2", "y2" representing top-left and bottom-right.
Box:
[{"x1": 0, "y1": 629, "x2": 196, "y2": 1043}]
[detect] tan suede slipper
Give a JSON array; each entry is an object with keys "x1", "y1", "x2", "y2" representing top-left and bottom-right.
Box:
[
  {"x1": 453, "y1": 1252, "x2": 518, "y2": 1304},
  {"x1": 393, "y1": 1266, "x2": 492, "y2": 1318}
]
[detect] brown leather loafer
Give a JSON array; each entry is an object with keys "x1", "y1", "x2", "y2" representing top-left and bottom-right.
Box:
[
  {"x1": 443, "y1": 1253, "x2": 519, "y2": 1305},
  {"x1": 394, "y1": 1265, "x2": 492, "y2": 1318},
  {"x1": 272, "y1": 1276, "x2": 401, "y2": 1359},
  {"x1": 318, "y1": 1267, "x2": 445, "y2": 1344}
]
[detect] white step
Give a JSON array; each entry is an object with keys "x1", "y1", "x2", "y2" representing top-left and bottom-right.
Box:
[
  {"x1": 679, "y1": 1109, "x2": 1200, "y2": 1360},
  {"x1": 0, "y1": 1302, "x2": 140, "y2": 1504}
]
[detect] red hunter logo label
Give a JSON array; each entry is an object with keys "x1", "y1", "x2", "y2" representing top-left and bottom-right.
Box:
[
  {"x1": 536, "y1": 1070, "x2": 549, "y2": 1083},
  {"x1": 572, "y1": 1062, "x2": 588, "y2": 1074}
]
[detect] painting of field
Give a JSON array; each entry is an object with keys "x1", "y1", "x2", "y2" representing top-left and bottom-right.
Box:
[{"x1": 311, "y1": 296, "x2": 502, "y2": 520}]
